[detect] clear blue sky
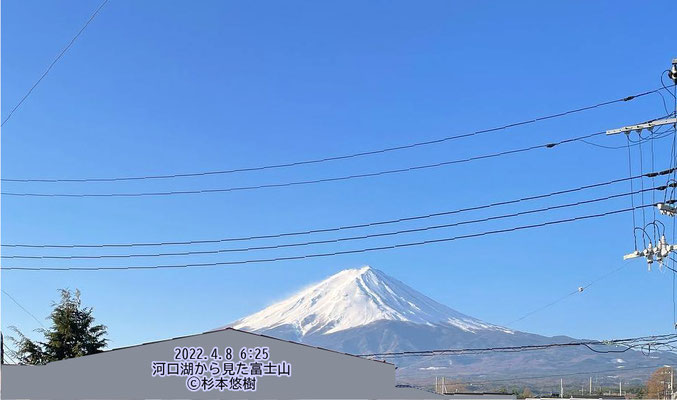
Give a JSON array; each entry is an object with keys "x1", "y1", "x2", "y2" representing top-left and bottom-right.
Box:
[{"x1": 2, "y1": 0, "x2": 677, "y2": 350}]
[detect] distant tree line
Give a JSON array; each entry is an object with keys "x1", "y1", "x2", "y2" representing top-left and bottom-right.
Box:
[{"x1": 425, "y1": 367, "x2": 674, "y2": 399}]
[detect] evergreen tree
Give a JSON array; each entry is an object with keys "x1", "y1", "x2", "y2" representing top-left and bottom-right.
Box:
[{"x1": 11, "y1": 289, "x2": 107, "y2": 365}]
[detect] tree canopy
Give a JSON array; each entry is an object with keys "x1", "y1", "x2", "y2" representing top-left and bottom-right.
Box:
[
  {"x1": 10, "y1": 289, "x2": 108, "y2": 365},
  {"x1": 647, "y1": 366, "x2": 673, "y2": 399}
]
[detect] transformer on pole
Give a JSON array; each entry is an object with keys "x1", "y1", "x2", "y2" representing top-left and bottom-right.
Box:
[{"x1": 618, "y1": 58, "x2": 677, "y2": 270}]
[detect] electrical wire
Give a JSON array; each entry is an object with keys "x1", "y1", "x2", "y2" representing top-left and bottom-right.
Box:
[
  {"x1": 1, "y1": 0, "x2": 110, "y2": 127},
  {"x1": 656, "y1": 86, "x2": 672, "y2": 116},
  {"x1": 456, "y1": 263, "x2": 634, "y2": 353},
  {"x1": 4, "y1": 167, "x2": 673, "y2": 249},
  {"x1": 580, "y1": 125, "x2": 675, "y2": 150},
  {"x1": 446, "y1": 364, "x2": 673, "y2": 386},
  {"x1": 2, "y1": 343, "x2": 19, "y2": 365},
  {"x1": 1, "y1": 89, "x2": 661, "y2": 183},
  {"x1": 1, "y1": 290, "x2": 45, "y2": 328},
  {"x1": 3, "y1": 185, "x2": 668, "y2": 260},
  {"x1": 666, "y1": 261, "x2": 677, "y2": 274},
  {"x1": 0, "y1": 129, "x2": 634, "y2": 198},
  {"x1": 628, "y1": 135, "x2": 639, "y2": 250},
  {"x1": 639, "y1": 133, "x2": 648, "y2": 246},
  {"x1": 652, "y1": 125, "x2": 658, "y2": 242},
  {"x1": 662, "y1": 70, "x2": 677, "y2": 100},
  {"x1": 0, "y1": 204, "x2": 656, "y2": 272},
  {"x1": 6, "y1": 121, "x2": 674, "y2": 199},
  {"x1": 504, "y1": 264, "x2": 628, "y2": 327},
  {"x1": 358, "y1": 334, "x2": 677, "y2": 358}
]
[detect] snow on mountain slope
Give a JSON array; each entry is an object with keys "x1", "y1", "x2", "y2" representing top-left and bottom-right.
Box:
[
  {"x1": 231, "y1": 266, "x2": 511, "y2": 336},
  {"x1": 227, "y1": 266, "x2": 677, "y2": 383}
]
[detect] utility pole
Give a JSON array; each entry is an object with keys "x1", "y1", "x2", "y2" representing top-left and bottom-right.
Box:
[
  {"x1": 560, "y1": 378, "x2": 564, "y2": 398},
  {"x1": 606, "y1": 59, "x2": 676, "y2": 139},
  {"x1": 619, "y1": 379, "x2": 622, "y2": 396},
  {"x1": 590, "y1": 376, "x2": 592, "y2": 395},
  {"x1": 613, "y1": 58, "x2": 677, "y2": 269}
]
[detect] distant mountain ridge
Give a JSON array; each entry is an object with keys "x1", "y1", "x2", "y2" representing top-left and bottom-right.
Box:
[{"x1": 227, "y1": 266, "x2": 677, "y2": 385}]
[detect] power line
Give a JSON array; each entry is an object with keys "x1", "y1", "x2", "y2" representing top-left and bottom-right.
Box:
[
  {"x1": 420, "y1": 262, "x2": 634, "y2": 353},
  {"x1": 2, "y1": 343, "x2": 19, "y2": 365},
  {"x1": 0, "y1": 129, "x2": 627, "y2": 198},
  {"x1": 504, "y1": 264, "x2": 628, "y2": 327},
  {"x1": 3, "y1": 121, "x2": 670, "y2": 199},
  {"x1": 358, "y1": 334, "x2": 677, "y2": 358},
  {"x1": 4, "y1": 167, "x2": 673, "y2": 249},
  {"x1": 448, "y1": 364, "x2": 671, "y2": 386},
  {"x1": 3, "y1": 185, "x2": 668, "y2": 260},
  {"x1": 1, "y1": 204, "x2": 655, "y2": 272},
  {"x1": 628, "y1": 134, "x2": 640, "y2": 250},
  {"x1": 0, "y1": 89, "x2": 661, "y2": 183},
  {"x1": 1, "y1": 0, "x2": 110, "y2": 127},
  {"x1": 1, "y1": 290, "x2": 45, "y2": 328}
]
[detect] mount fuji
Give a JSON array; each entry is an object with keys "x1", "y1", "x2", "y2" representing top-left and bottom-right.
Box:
[
  {"x1": 228, "y1": 266, "x2": 677, "y2": 385},
  {"x1": 233, "y1": 266, "x2": 511, "y2": 338}
]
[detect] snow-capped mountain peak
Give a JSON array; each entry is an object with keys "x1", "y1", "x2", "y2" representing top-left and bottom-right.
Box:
[
  {"x1": 226, "y1": 267, "x2": 677, "y2": 383},
  {"x1": 231, "y1": 266, "x2": 510, "y2": 336}
]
